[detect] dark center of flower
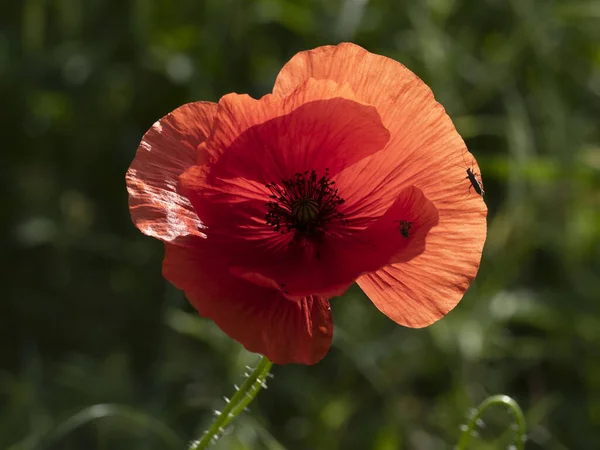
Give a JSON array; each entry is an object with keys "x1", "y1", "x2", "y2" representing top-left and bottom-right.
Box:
[{"x1": 265, "y1": 169, "x2": 347, "y2": 239}]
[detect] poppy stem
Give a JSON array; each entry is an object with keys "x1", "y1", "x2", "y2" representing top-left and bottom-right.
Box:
[
  {"x1": 456, "y1": 394, "x2": 526, "y2": 450},
  {"x1": 188, "y1": 355, "x2": 273, "y2": 449}
]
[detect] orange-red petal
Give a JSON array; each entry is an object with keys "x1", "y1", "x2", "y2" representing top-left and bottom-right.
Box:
[
  {"x1": 163, "y1": 237, "x2": 333, "y2": 365},
  {"x1": 205, "y1": 78, "x2": 390, "y2": 184},
  {"x1": 275, "y1": 43, "x2": 487, "y2": 325},
  {"x1": 179, "y1": 165, "x2": 293, "y2": 254},
  {"x1": 357, "y1": 203, "x2": 486, "y2": 327},
  {"x1": 126, "y1": 101, "x2": 217, "y2": 242}
]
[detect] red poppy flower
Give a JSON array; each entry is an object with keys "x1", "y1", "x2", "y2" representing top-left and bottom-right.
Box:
[{"x1": 126, "y1": 43, "x2": 487, "y2": 365}]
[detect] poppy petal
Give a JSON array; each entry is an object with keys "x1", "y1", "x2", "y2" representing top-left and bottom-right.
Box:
[
  {"x1": 179, "y1": 165, "x2": 292, "y2": 254},
  {"x1": 205, "y1": 77, "x2": 390, "y2": 184},
  {"x1": 357, "y1": 201, "x2": 487, "y2": 328},
  {"x1": 274, "y1": 43, "x2": 487, "y2": 324},
  {"x1": 163, "y1": 237, "x2": 333, "y2": 365},
  {"x1": 352, "y1": 146, "x2": 486, "y2": 327},
  {"x1": 273, "y1": 42, "x2": 424, "y2": 105},
  {"x1": 126, "y1": 101, "x2": 217, "y2": 242}
]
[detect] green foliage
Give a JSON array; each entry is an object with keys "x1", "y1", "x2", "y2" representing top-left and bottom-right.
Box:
[{"x1": 2, "y1": 0, "x2": 600, "y2": 448}]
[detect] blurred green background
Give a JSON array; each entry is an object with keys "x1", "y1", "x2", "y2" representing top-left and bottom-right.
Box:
[{"x1": 2, "y1": 0, "x2": 600, "y2": 449}]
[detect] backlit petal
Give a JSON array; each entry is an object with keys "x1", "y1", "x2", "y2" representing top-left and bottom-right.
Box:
[
  {"x1": 179, "y1": 165, "x2": 292, "y2": 254},
  {"x1": 126, "y1": 102, "x2": 217, "y2": 242},
  {"x1": 163, "y1": 237, "x2": 333, "y2": 365},
  {"x1": 205, "y1": 78, "x2": 390, "y2": 184},
  {"x1": 357, "y1": 196, "x2": 486, "y2": 327}
]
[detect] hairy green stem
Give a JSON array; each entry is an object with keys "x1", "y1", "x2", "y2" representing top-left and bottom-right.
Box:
[
  {"x1": 457, "y1": 394, "x2": 526, "y2": 450},
  {"x1": 189, "y1": 356, "x2": 273, "y2": 450}
]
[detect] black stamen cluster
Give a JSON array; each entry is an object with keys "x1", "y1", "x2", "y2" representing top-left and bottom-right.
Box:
[{"x1": 265, "y1": 169, "x2": 347, "y2": 239}]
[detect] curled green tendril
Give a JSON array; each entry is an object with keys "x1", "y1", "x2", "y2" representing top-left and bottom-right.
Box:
[
  {"x1": 189, "y1": 356, "x2": 273, "y2": 450},
  {"x1": 457, "y1": 394, "x2": 526, "y2": 450}
]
